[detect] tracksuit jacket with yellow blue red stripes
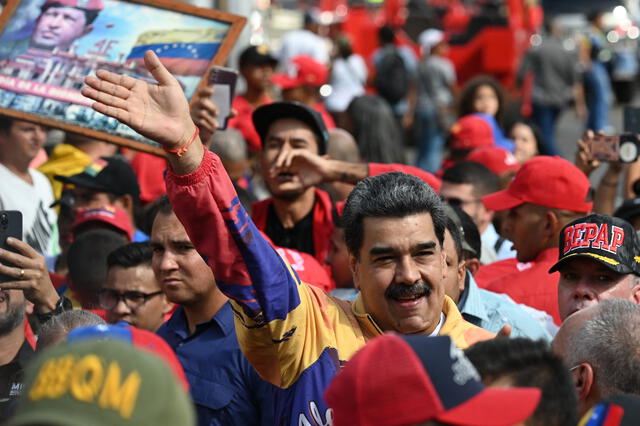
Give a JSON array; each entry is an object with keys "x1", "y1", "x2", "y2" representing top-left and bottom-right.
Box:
[{"x1": 166, "y1": 150, "x2": 495, "y2": 426}]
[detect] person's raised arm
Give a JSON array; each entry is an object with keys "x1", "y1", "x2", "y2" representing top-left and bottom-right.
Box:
[
  {"x1": 82, "y1": 52, "x2": 344, "y2": 389},
  {"x1": 82, "y1": 50, "x2": 203, "y2": 175}
]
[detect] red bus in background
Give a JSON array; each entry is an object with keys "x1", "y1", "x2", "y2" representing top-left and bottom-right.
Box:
[{"x1": 318, "y1": 0, "x2": 543, "y2": 88}]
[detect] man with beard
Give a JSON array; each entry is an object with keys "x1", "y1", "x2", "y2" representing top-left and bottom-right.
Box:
[
  {"x1": 0, "y1": 238, "x2": 72, "y2": 421},
  {"x1": 80, "y1": 51, "x2": 493, "y2": 425}
]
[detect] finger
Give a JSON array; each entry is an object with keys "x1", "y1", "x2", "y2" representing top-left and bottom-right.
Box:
[
  {"x1": 201, "y1": 115, "x2": 218, "y2": 133},
  {"x1": 196, "y1": 86, "x2": 214, "y2": 97},
  {"x1": 6, "y1": 237, "x2": 39, "y2": 259},
  {"x1": 281, "y1": 150, "x2": 296, "y2": 171},
  {"x1": 89, "y1": 73, "x2": 133, "y2": 100},
  {"x1": 90, "y1": 101, "x2": 131, "y2": 125},
  {"x1": 0, "y1": 281, "x2": 29, "y2": 291},
  {"x1": 94, "y1": 69, "x2": 138, "y2": 91},
  {"x1": 81, "y1": 87, "x2": 129, "y2": 111},
  {"x1": 195, "y1": 116, "x2": 215, "y2": 133},
  {"x1": 497, "y1": 324, "x2": 512, "y2": 338},
  {"x1": 229, "y1": 108, "x2": 237, "y2": 118},
  {"x1": 0, "y1": 249, "x2": 37, "y2": 271},
  {"x1": 272, "y1": 149, "x2": 289, "y2": 172},
  {"x1": 197, "y1": 97, "x2": 219, "y2": 118},
  {"x1": 0, "y1": 263, "x2": 31, "y2": 281},
  {"x1": 144, "y1": 50, "x2": 176, "y2": 86}
]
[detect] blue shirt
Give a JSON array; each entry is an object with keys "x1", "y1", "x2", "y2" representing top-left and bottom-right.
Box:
[
  {"x1": 481, "y1": 222, "x2": 517, "y2": 262},
  {"x1": 157, "y1": 303, "x2": 275, "y2": 426},
  {"x1": 459, "y1": 273, "x2": 552, "y2": 342}
]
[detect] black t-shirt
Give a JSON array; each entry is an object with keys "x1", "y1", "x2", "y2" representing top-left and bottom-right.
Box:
[
  {"x1": 0, "y1": 340, "x2": 34, "y2": 422},
  {"x1": 265, "y1": 203, "x2": 315, "y2": 256}
]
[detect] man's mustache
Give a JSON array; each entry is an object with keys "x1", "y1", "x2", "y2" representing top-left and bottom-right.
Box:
[{"x1": 385, "y1": 281, "x2": 432, "y2": 299}]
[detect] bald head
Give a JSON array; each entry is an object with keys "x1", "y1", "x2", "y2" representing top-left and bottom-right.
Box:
[
  {"x1": 552, "y1": 305, "x2": 600, "y2": 360},
  {"x1": 554, "y1": 299, "x2": 640, "y2": 416},
  {"x1": 327, "y1": 128, "x2": 359, "y2": 163}
]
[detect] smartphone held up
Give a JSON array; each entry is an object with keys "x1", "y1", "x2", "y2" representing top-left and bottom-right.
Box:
[
  {"x1": 208, "y1": 66, "x2": 238, "y2": 130},
  {"x1": 0, "y1": 211, "x2": 22, "y2": 283},
  {"x1": 587, "y1": 107, "x2": 640, "y2": 163}
]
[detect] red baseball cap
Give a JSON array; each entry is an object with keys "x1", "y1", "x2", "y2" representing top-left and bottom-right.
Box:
[
  {"x1": 42, "y1": 0, "x2": 104, "y2": 10},
  {"x1": 325, "y1": 334, "x2": 541, "y2": 426},
  {"x1": 482, "y1": 156, "x2": 593, "y2": 213},
  {"x1": 449, "y1": 115, "x2": 494, "y2": 150},
  {"x1": 466, "y1": 146, "x2": 520, "y2": 176},
  {"x1": 368, "y1": 163, "x2": 442, "y2": 192},
  {"x1": 272, "y1": 55, "x2": 328, "y2": 89},
  {"x1": 71, "y1": 205, "x2": 134, "y2": 241}
]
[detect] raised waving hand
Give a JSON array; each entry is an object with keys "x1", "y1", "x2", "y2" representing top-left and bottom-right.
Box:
[{"x1": 82, "y1": 50, "x2": 197, "y2": 151}]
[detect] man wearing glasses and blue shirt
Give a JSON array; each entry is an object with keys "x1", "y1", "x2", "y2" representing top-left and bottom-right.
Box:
[{"x1": 101, "y1": 242, "x2": 173, "y2": 332}]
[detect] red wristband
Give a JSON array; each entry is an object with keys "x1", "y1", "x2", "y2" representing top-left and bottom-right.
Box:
[{"x1": 164, "y1": 127, "x2": 199, "y2": 157}]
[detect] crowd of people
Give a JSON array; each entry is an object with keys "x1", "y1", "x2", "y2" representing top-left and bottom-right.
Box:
[{"x1": 2, "y1": 2, "x2": 640, "y2": 426}]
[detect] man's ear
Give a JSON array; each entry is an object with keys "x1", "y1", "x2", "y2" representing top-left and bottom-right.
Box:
[
  {"x1": 116, "y1": 194, "x2": 133, "y2": 214},
  {"x1": 544, "y1": 209, "x2": 561, "y2": 242},
  {"x1": 81, "y1": 25, "x2": 94, "y2": 38},
  {"x1": 349, "y1": 253, "x2": 360, "y2": 289},
  {"x1": 631, "y1": 280, "x2": 640, "y2": 304},
  {"x1": 573, "y1": 363, "x2": 595, "y2": 402},
  {"x1": 457, "y1": 261, "x2": 466, "y2": 293},
  {"x1": 465, "y1": 258, "x2": 481, "y2": 276}
]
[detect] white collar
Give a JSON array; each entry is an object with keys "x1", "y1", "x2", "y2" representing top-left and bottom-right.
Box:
[{"x1": 429, "y1": 312, "x2": 446, "y2": 337}]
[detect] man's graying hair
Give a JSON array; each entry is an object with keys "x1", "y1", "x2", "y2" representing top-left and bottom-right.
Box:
[
  {"x1": 342, "y1": 172, "x2": 446, "y2": 257},
  {"x1": 37, "y1": 310, "x2": 105, "y2": 351},
  {"x1": 565, "y1": 299, "x2": 640, "y2": 397}
]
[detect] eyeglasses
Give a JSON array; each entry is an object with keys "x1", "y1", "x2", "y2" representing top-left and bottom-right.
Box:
[
  {"x1": 98, "y1": 288, "x2": 163, "y2": 310},
  {"x1": 440, "y1": 196, "x2": 482, "y2": 208}
]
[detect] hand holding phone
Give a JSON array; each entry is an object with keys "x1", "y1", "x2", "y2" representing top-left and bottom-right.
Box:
[{"x1": 208, "y1": 66, "x2": 238, "y2": 130}]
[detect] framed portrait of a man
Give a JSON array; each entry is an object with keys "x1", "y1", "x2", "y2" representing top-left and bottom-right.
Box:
[{"x1": 0, "y1": 0, "x2": 245, "y2": 155}]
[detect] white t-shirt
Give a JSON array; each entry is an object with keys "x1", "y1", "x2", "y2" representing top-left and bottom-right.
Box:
[
  {"x1": 0, "y1": 164, "x2": 58, "y2": 256},
  {"x1": 325, "y1": 54, "x2": 368, "y2": 113},
  {"x1": 278, "y1": 29, "x2": 331, "y2": 68}
]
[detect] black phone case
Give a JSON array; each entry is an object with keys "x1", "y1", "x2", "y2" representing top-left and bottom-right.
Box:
[{"x1": 0, "y1": 211, "x2": 22, "y2": 283}]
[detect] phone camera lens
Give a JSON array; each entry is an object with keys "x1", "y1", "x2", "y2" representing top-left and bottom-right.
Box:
[{"x1": 0, "y1": 214, "x2": 7, "y2": 226}]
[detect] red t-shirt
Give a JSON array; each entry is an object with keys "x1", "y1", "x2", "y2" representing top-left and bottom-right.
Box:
[
  {"x1": 475, "y1": 258, "x2": 534, "y2": 288},
  {"x1": 228, "y1": 94, "x2": 273, "y2": 152},
  {"x1": 313, "y1": 102, "x2": 336, "y2": 130},
  {"x1": 369, "y1": 163, "x2": 442, "y2": 192},
  {"x1": 482, "y1": 248, "x2": 561, "y2": 324},
  {"x1": 130, "y1": 152, "x2": 168, "y2": 204},
  {"x1": 275, "y1": 246, "x2": 335, "y2": 292}
]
